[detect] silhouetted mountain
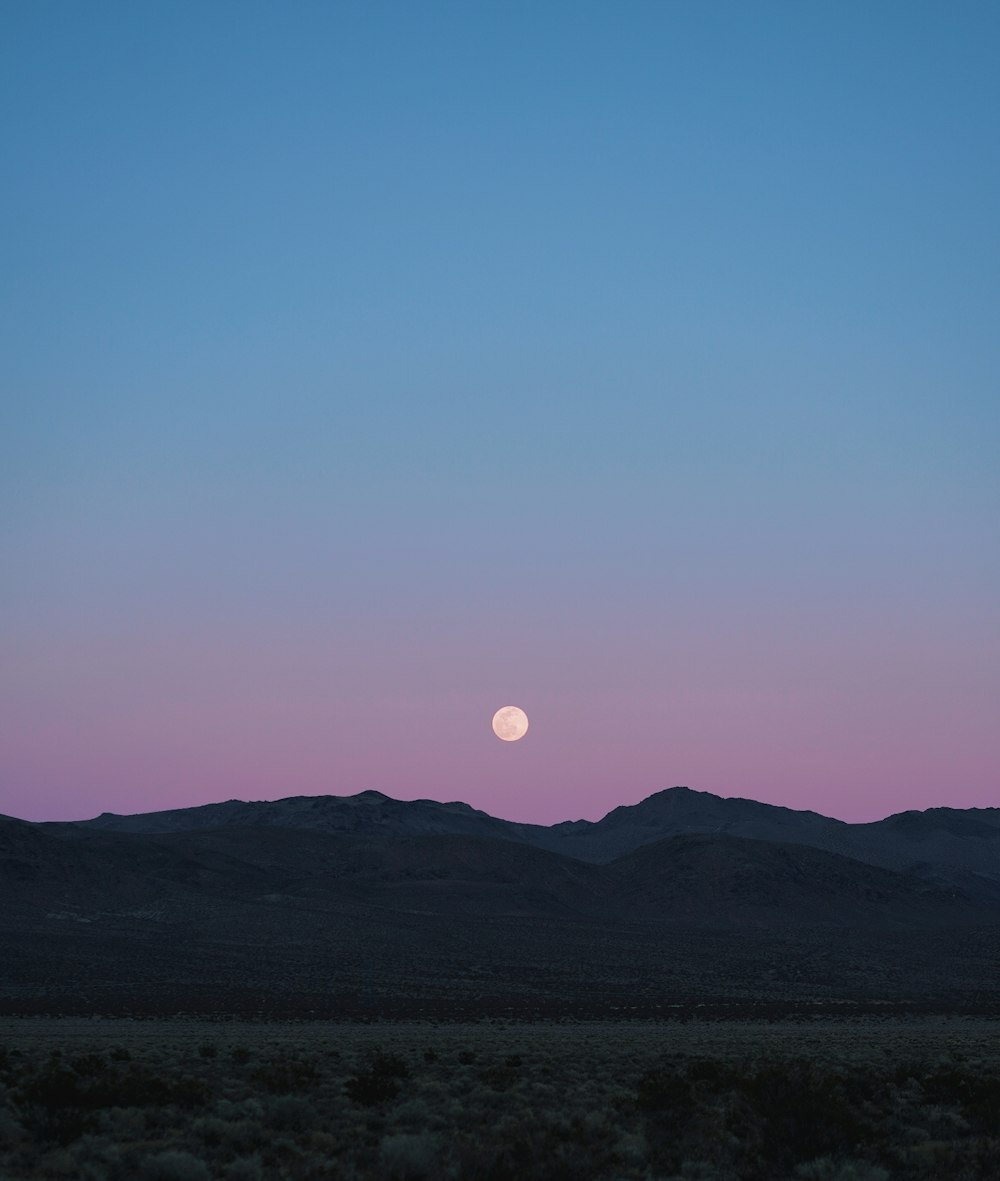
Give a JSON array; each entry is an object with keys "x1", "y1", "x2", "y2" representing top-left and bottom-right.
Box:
[
  {"x1": 848, "y1": 808, "x2": 1000, "y2": 900},
  {"x1": 6, "y1": 788, "x2": 1000, "y2": 1017},
  {"x1": 545, "y1": 790, "x2": 1000, "y2": 903},
  {"x1": 72, "y1": 785, "x2": 1000, "y2": 902},
  {"x1": 80, "y1": 789, "x2": 546, "y2": 843},
  {"x1": 536, "y1": 786, "x2": 846, "y2": 861},
  {"x1": 4, "y1": 798, "x2": 1000, "y2": 1018},
  {"x1": 603, "y1": 833, "x2": 975, "y2": 926},
  {"x1": 9, "y1": 812, "x2": 970, "y2": 927}
]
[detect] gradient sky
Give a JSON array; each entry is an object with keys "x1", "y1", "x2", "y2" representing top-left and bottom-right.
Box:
[{"x1": 2, "y1": 2, "x2": 998, "y2": 826}]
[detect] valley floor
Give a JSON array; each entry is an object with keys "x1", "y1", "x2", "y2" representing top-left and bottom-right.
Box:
[{"x1": 2, "y1": 1016, "x2": 999, "y2": 1180}]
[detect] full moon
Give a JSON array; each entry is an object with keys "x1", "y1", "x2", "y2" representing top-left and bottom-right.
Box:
[{"x1": 492, "y1": 705, "x2": 529, "y2": 742}]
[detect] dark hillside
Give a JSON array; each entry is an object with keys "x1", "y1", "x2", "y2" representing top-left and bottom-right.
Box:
[
  {"x1": 2, "y1": 810, "x2": 999, "y2": 1016},
  {"x1": 68, "y1": 786, "x2": 1000, "y2": 902}
]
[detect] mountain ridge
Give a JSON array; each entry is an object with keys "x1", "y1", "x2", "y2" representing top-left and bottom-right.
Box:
[
  {"x1": 4, "y1": 790, "x2": 1000, "y2": 1016},
  {"x1": 56, "y1": 784, "x2": 1000, "y2": 902}
]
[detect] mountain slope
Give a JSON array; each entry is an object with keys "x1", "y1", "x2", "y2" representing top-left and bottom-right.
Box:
[
  {"x1": 3, "y1": 812, "x2": 999, "y2": 1015},
  {"x1": 79, "y1": 789, "x2": 544, "y2": 844},
  {"x1": 605, "y1": 833, "x2": 975, "y2": 926},
  {"x1": 70, "y1": 785, "x2": 1000, "y2": 902},
  {"x1": 2, "y1": 813, "x2": 991, "y2": 929},
  {"x1": 536, "y1": 786, "x2": 847, "y2": 861}
]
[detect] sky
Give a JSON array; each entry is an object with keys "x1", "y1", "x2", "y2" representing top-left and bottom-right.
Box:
[{"x1": 2, "y1": 1, "x2": 998, "y2": 826}]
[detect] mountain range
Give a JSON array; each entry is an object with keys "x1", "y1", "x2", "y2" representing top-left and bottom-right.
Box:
[
  {"x1": 2, "y1": 787, "x2": 998, "y2": 1017},
  {"x1": 78, "y1": 784, "x2": 1000, "y2": 901}
]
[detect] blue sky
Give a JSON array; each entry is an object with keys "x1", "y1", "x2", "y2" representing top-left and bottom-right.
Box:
[{"x1": 2, "y1": 2, "x2": 998, "y2": 824}]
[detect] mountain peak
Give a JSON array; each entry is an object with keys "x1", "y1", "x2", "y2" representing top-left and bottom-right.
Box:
[{"x1": 20, "y1": 787, "x2": 997, "y2": 908}]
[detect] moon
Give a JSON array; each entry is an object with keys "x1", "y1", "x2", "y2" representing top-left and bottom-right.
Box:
[{"x1": 492, "y1": 705, "x2": 529, "y2": 742}]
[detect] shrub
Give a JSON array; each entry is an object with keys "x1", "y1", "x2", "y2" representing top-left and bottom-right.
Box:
[
  {"x1": 17, "y1": 1059, "x2": 208, "y2": 1146},
  {"x1": 69, "y1": 1053, "x2": 106, "y2": 1078},
  {"x1": 480, "y1": 1060, "x2": 521, "y2": 1090},
  {"x1": 345, "y1": 1048, "x2": 411, "y2": 1107},
  {"x1": 96, "y1": 1106, "x2": 146, "y2": 1141},
  {"x1": 141, "y1": 1149, "x2": 211, "y2": 1181},
  {"x1": 219, "y1": 1118, "x2": 267, "y2": 1154},
  {"x1": 191, "y1": 1116, "x2": 229, "y2": 1147},
  {"x1": 0, "y1": 1105, "x2": 24, "y2": 1147},
  {"x1": 251, "y1": 1055, "x2": 319, "y2": 1094},
  {"x1": 379, "y1": 1131, "x2": 440, "y2": 1179},
  {"x1": 392, "y1": 1097, "x2": 433, "y2": 1131},
  {"x1": 266, "y1": 1093, "x2": 315, "y2": 1131},
  {"x1": 921, "y1": 1065, "x2": 1000, "y2": 1131},
  {"x1": 345, "y1": 1068, "x2": 401, "y2": 1107},
  {"x1": 372, "y1": 1051, "x2": 410, "y2": 1080},
  {"x1": 634, "y1": 1067, "x2": 695, "y2": 1118},
  {"x1": 452, "y1": 1112, "x2": 617, "y2": 1181},
  {"x1": 741, "y1": 1060, "x2": 868, "y2": 1168},
  {"x1": 225, "y1": 1155, "x2": 264, "y2": 1181},
  {"x1": 795, "y1": 1160, "x2": 890, "y2": 1181}
]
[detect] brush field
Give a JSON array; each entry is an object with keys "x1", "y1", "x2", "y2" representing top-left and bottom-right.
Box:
[{"x1": 2, "y1": 1017, "x2": 1000, "y2": 1180}]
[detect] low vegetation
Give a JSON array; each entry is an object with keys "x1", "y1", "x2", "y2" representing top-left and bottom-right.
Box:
[{"x1": 1, "y1": 1017, "x2": 999, "y2": 1179}]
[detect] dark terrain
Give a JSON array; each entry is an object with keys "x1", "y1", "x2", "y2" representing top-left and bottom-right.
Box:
[
  {"x1": 2, "y1": 787, "x2": 998, "y2": 1017},
  {"x1": 5, "y1": 1016, "x2": 1000, "y2": 1181}
]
